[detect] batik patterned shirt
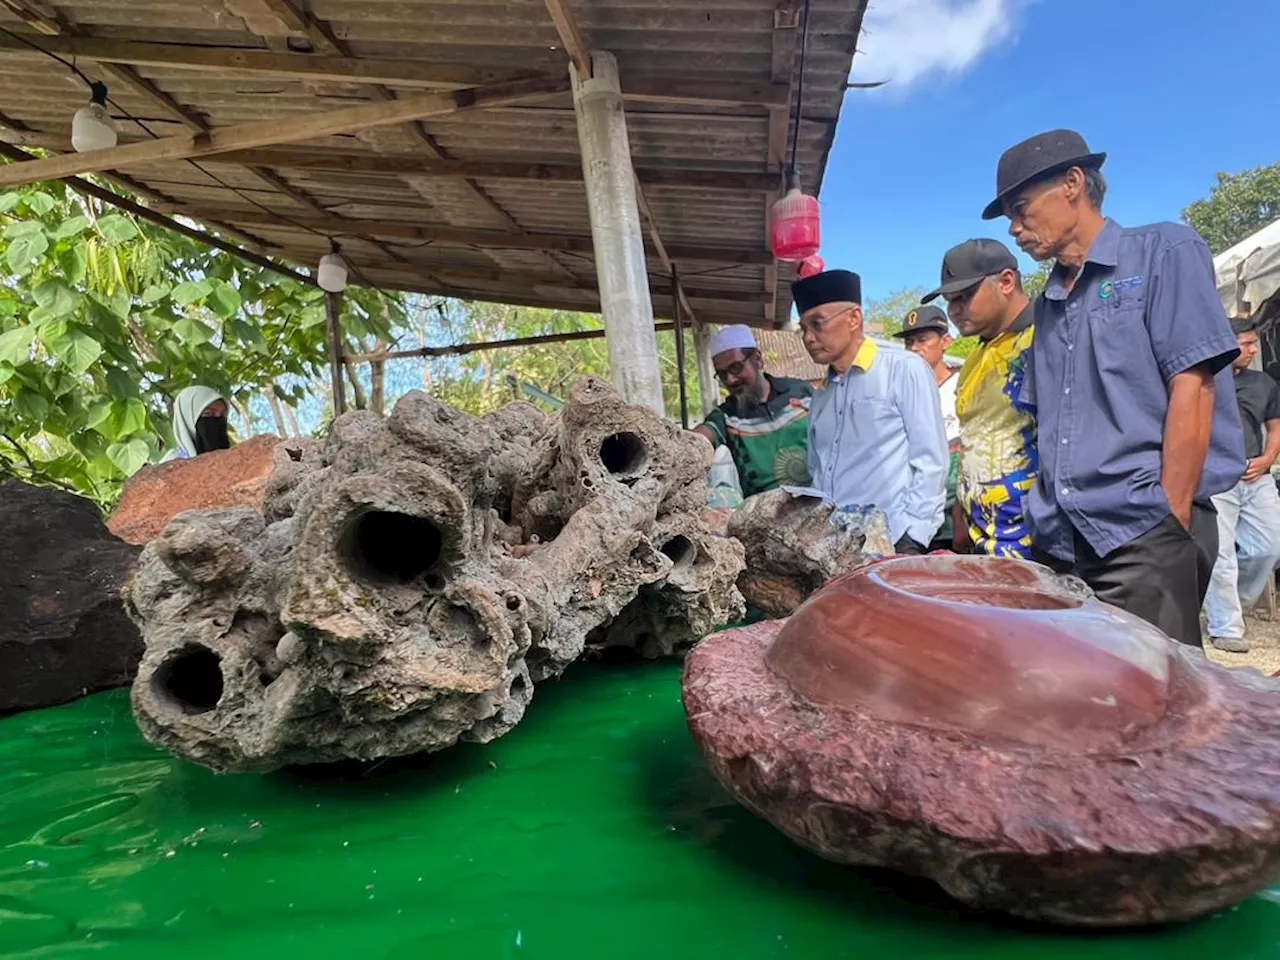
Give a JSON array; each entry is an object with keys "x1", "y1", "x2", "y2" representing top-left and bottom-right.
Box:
[{"x1": 955, "y1": 303, "x2": 1037, "y2": 558}]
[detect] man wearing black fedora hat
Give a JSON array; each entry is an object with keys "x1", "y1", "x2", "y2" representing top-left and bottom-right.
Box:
[{"x1": 984, "y1": 128, "x2": 1246, "y2": 647}]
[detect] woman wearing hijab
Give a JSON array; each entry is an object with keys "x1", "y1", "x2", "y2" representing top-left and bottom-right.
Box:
[{"x1": 162, "y1": 385, "x2": 233, "y2": 462}]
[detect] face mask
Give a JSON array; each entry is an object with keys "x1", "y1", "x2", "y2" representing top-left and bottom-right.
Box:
[{"x1": 194, "y1": 416, "x2": 231, "y2": 455}]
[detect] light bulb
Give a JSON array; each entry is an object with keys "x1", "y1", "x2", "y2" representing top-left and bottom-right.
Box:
[
  {"x1": 317, "y1": 249, "x2": 347, "y2": 293},
  {"x1": 71, "y1": 82, "x2": 117, "y2": 153}
]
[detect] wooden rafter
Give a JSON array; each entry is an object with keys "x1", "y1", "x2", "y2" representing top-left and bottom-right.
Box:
[
  {"x1": 542, "y1": 1, "x2": 709, "y2": 328},
  {"x1": 155, "y1": 205, "x2": 774, "y2": 265},
  {"x1": 542, "y1": 0, "x2": 592, "y2": 78},
  {"x1": 0, "y1": 77, "x2": 572, "y2": 187},
  {"x1": 0, "y1": 141, "x2": 315, "y2": 285},
  {"x1": 0, "y1": 33, "x2": 786, "y2": 107}
]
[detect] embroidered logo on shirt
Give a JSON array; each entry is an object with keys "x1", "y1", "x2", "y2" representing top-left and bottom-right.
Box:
[{"x1": 1101, "y1": 276, "x2": 1145, "y2": 300}]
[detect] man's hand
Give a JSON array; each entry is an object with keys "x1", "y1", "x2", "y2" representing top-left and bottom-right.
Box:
[{"x1": 1243, "y1": 455, "x2": 1276, "y2": 483}]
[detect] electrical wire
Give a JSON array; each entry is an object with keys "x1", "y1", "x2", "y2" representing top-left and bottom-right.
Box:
[
  {"x1": 0, "y1": 26, "x2": 391, "y2": 291},
  {"x1": 787, "y1": 0, "x2": 813, "y2": 178}
]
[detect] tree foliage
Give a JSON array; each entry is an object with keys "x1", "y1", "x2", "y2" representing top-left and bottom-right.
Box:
[
  {"x1": 1182, "y1": 162, "x2": 1280, "y2": 254},
  {"x1": 0, "y1": 180, "x2": 394, "y2": 508}
]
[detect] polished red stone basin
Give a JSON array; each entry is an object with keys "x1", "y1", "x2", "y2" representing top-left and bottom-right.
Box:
[
  {"x1": 682, "y1": 555, "x2": 1280, "y2": 926},
  {"x1": 765, "y1": 556, "x2": 1178, "y2": 753}
]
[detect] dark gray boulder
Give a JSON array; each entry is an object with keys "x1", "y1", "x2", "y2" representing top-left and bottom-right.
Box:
[{"x1": 1, "y1": 480, "x2": 142, "y2": 712}]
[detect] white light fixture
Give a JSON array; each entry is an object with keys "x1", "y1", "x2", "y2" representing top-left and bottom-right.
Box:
[
  {"x1": 71, "y1": 81, "x2": 118, "y2": 153},
  {"x1": 317, "y1": 242, "x2": 348, "y2": 293}
]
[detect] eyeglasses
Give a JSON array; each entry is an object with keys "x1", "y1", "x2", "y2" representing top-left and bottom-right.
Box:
[
  {"x1": 715, "y1": 351, "x2": 757, "y2": 382},
  {"x1": 798, "y1": 305, "x2": 855, "y2": 336}
]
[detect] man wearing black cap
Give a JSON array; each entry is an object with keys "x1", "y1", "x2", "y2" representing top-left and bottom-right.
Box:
[
  {"x1": 984, "y1": 128, "x2": 1245, "y2": 646},
  {"x1": 925, "y1": 238, "x2": 1037, "y2": 559},
  {"x1": 794, "y1": 269, "x2": 948, "y2": 554},
  {"x1": 893, "y1": 305, "x2": 959, "y2": 550}
]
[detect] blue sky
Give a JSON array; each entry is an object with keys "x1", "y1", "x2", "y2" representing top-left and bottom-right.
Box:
[{"x1": 822, "y1": 0, "x2": 1280, "y2": 303}]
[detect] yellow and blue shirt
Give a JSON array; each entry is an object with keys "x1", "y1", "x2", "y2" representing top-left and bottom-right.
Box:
[{"x1": 955, "y1": 303, "x2": 1037, "y2": 558}]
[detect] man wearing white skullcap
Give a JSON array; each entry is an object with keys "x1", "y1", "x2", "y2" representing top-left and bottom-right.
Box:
[{"x1": 693, "y1": 324, "x2": 814, "y2": 498}]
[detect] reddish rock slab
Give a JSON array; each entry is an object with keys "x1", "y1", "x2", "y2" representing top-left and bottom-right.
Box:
[
  {"x1": 108, "y1": 435, "x2": 288, "y2": 545},
  {"x1": 683, "y1": 555, "x2": 1280, "y2": 927}
]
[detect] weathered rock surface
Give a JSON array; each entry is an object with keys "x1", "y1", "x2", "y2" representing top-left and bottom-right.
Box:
[
  {"x1": 1, "y1": 480, "x2": 142, "y2": 712},
  {"x1": 129, "y1": 379, "x2": 744, "y2": 771},
  {"x1": 683, "y1": 555, "x2": 1280, "y2": 927},
  {"x1": 727, "y1": 490, "x2": 890, "y2": 617},
  {"x1": 108, "y1": 435, "x2": 307, "y2": 545}
]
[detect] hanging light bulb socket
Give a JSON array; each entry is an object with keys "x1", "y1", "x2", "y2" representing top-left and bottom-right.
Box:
[
  {"x1": 317, "y1": 241, "x2": 349, "y2": 293},
  {"x1": 71, "y1": 81, "x2": 118, "y2": 153}
]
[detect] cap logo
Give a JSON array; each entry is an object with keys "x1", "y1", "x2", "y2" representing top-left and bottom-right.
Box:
[{"x1": 906, "y1": 310, "x2": 918, "y2": 326}]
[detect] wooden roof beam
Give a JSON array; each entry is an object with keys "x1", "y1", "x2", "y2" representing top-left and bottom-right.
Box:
[
  {"x1": 0, "y1": 76, "x2": 572, "y2": 187},
  {"x1": 202, "y1": 148, "x2": 777, "y2": 192},
  {"x1": 161, "y1": 204, "x2": 774, "y2": 265},
  {"x1": 0, "y1": 141, "x2": 315, "y2": 284},
  {"x1": 0, "y1": 34, "x2": 788, "y2": 107},
  {"x1": 542, "y1": 0, "x2": 592, "y2": 78}
]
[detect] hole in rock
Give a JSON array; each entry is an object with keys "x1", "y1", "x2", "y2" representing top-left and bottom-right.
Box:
[
  {"x1": 660, "y1": 535, "x2": 697, "y2": 571},
  {"x1": 152, "y1": 645, "x2": 224, "y2": 715},
  {"x1": 425, "y1": 573, "x2": 446, "y2": 592},
  {"x1": 506, "y1": 594, "x2": 523, "y2": 611},
  {"x1": 599, "y1": 432, "x2": 647, "y2": 476},
  {"x1": 510, "y1": 674, "x2": 529, "y2": 697},
  {"x1": 340, "y1": 510, "x2": 442, "y2": 585}
]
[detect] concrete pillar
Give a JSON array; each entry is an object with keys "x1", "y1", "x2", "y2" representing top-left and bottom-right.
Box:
[
  {"x1": 692, "y1": 320, "x2": 718, "y2": 417},
  {"x1": 572, "y1": 51, "x2": 666, "y2": 416}
]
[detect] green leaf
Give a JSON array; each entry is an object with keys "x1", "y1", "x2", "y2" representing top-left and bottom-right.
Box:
[
  {"x1": 47, "y1": 325, "x2": 102, "y2": 374},
  {"x1": 36, "y1": 316, "x2": 68, "y2": 348},
  {"x1": 23, "y1": 191, "x2": 56, "y2": 217},
  {"x1": 32, "y1": 280, "x2": 78, "y2": 318},
  {"x1": 105, "y1": 367, "x2": 138, "y2": 399},
  {"x1": 6, "y1": 229, "x2": 48, "y2": 272},
  {"x1": 57, "y1": 240, "x2": 87, "y2": 285},
  {"x1": 85, "y1": 396, "x2": 114, "y2": 433},
  {"x1": 51, "y1": 215, "x2": 91, "y2": 241},
  {"x1": 107, "y1": 437, "x2": 150, "y2": 475},
  {"x1": 174, "y1": 316, "x2": 214, "y2": 346},
  {"x1": 140, "y1": 283, "x2": 171, "y2": 305},
  {"x1": 0, "y1": 360, "x2": 13, "y2": 385},
  {"x1": 229, "y1": 318, "x2": 268, "y2": 353},
  {"x1": 100, "y1": 288, "x2": 131, "y2": 321},
  {"x1": 170, "y1": 280, "x2": 212, "y2": 307},
  {"x1": 14, "y1": 390, "x2": 49, "y2": 422},
  {"x1": 96, "y1": 214, "x2": 139, "y2": 243},
  {"x1": 0, "y1": 296, "x2": 16, "y2": 321},
  {"x1": 113, "y1": 397, "x2": 148, "y2": 436},
  {"x1": 4, "y1": 220, "x2": 43, "y2": 240},
  {"x1": 0, "y1": 192, "x2": 20, "y2": 214},
  {"x1": 0, "y1": 325, "x2": 35, "y2": 364},
  {"x1": 207, "y1": 280, "x2": 242, "y2": 319}
]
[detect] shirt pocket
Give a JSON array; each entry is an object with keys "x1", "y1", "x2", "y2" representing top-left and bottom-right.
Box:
[
  {"x1": 849, "y1": 395, "x2": 899, "y2": 443},
  {"x1": 1087, "y1": 296, "x2": 1148, "y2": 381}
]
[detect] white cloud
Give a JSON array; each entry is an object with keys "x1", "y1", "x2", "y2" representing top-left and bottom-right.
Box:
[{"x1": 852, "y1": 0, "x2": 1034, "y2": 90}]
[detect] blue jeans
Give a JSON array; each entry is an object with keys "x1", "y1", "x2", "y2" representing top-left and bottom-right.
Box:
[{"x1": 1204, "y1": 476, "x2": 1280, "y2": 640}]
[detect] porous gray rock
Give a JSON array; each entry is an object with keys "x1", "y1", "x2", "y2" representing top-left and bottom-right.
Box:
[{"x1": 128, "y1": 378, "x2": 744, "y2": 771}]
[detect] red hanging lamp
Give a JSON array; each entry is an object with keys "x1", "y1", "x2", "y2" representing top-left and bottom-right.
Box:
[{"x1": 769, "y1": 0, "x2": 820, "y2": 263}]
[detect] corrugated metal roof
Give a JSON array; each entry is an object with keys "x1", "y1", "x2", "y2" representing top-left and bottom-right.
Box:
[{"x1": 0, "y1": 0, "x2": 865, "y2": 328}]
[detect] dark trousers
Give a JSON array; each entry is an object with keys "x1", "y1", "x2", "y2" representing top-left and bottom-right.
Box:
[
  {"x1": 894, "y1": 535, "x2": 928, "y2": 556},
  {"x1": 1037, "y1": 505, "x2": 1217, "y2": 648}
]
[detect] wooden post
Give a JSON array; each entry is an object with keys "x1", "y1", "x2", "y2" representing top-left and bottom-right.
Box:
[
  {"x1": 692, "y1": 320, "x2": 718, "y2": 417},
  {"x1": 325, "y1": 291, "x2": 347, "y2": 417},
  {"x1": 673, "y1": 266, "x2": 690, "y2": 430}
]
